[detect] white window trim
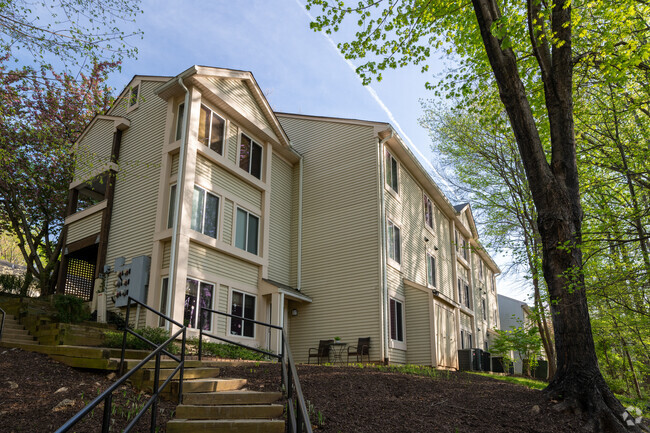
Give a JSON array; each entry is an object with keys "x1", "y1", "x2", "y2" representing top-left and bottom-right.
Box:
[
  {"x1": 389, "y1": 295, "x2": 407, "y2": 350},
  {"x1": 184, "y1": 277, "x2": 216, "y2": 331},
  {"x1": 126, "y1": 82, "x2": 140, "y2": 113},
  {"x1": 174, "y1": 102, "x2": 185, "y2": 142},
  {"x1": 198, "y1": 103, "x2": 227, "y2": 156},
  {"x1": 427, "y1": 252, "x2": 437, "y2": 289},
  {"x1": 386, "y1": 218, "x2": 401, "y2": 269},
  {"x1": 235, "y1": 206, "x2": 260, "y2": 255},
  {"x1": 385, "y1": 149, "x2": 399, "y2": 196},
  {"x1": 192, "y1": 185, "x2": 221, "y2": 239},
  {"x1": 237, "y1": 132, "x2": 263, "y2": 179},
  {"x1": 228, "y1": 288, "x2": 257, "y2": 339},
  {"x1": 423, "y1": 194, "x2": 435, "y2": 231}
]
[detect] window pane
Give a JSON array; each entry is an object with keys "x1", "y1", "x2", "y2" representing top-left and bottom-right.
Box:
[
  {"x1": 235, "y1": 208, "x2": 247, "y2": 250},
  {"x1": 243, "y1": 295, "x2": 255, "y2": 337},
  {"x1": 239, "y1": 135, "x2": 251, "y2": 172},
  {"x1": 389, "y1": 299, "x2": 396, "y2": 340},
  {"x1": 394, "y1": 225, "x2": 401, "y2": 263},
  {"x1": 396, "y1": 301, "x2": 403, "y2": 341},
  {"x1": 191, "y1": 186, "x2": 204, "y2": 233},
  {"x1": 199, "y1": 282, "x2": 214, "y2": 330},
  {"x1": 175, "y1": 103, "x2": 185, "y2": 141},
  {"x1": 391, "y1": 157, "x2": 398, "y2": 192},
  {"x1": 167, "y1": 184, "x2": 176, "y2": 229},
  {"x1": 159, "y1": 278, "x2": 169, "y2": 327},
  {"x1": 250, "y1": 142, "x2": 262, "y2": 179},
  {"x1": 230, "y1": 291, "x2": 243, "y2": 335},
  {"x1": 204, "y1": 193, "x2": 219, "y2": 238},
  {"x1": 210, "y1": 113, "x2": 225, "y2": 154},
  {"x1": 184, "y1": 279, "x2": 199, "y2": 328},
  {"x1": 388, "y1": 224, "x2": 395, "y2": 261},
  {"x1": 247, "y1": 214, "x2": 259, "y2": 255},
  {"x1": 385, "y1": 150, "x2": 392, "y2": 187},
  {"x1": 129, "y1": 85, "x2": 139, "y2": 107},
  {"x1": 198, "y1": 105, "x2": 210, "y2": 146}
]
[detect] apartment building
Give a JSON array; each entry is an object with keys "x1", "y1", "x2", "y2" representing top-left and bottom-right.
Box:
[{"x1": 58, "y1": 65, "x2": 500, "y2": 368}]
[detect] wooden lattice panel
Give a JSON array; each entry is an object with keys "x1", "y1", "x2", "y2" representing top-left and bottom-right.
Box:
[{"x1": 64, "y1": 257, "x2": 95, "y2": 301}]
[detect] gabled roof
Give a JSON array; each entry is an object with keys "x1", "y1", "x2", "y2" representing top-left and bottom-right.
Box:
[
  {"x1": 453, "y1": 202, "x2": 478, "y2": 238},
  {"x1": 453, "y1": 203, "x2": 469, "y2": 213},
  {"x1": 155, "y1": 65, "x2": 292, "y2": 150},
  {"x1": 106, "y1": 75, "x2": 172, "y2": 117}
]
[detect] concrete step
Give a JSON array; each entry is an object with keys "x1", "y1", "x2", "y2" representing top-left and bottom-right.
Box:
[
  {"x1": 1, "y1": 328, "x2": 32, "y2": 338},
  {"x1": 0, "y1": 335, "x2": 37, "y2": 344},
  {"x1": 183, "y1": 391, "x2": 282, "y2": 406},
  {"x1": 175, "y1": 404, "x2": 283, "y2": 420},
  {"x1": 166, "y1": 419, "x2": 284, "y2": 433},
  {"x1": 2, "y1": 321, "x2": 25, "y2": 330},
  {"x1": 139, "y1": 367, "x2": 220, "y2": 381},
  {"x1": 119, "y1": 358, "x2": 225, "y2": 370}
]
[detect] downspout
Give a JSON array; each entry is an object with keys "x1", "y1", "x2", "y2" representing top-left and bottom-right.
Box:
[
  {"x1": 297, "y1": 155, "x2": 304, "y2": 290},
  {"x1": 378, "y1": 131, "x2": 393, "y2": 364},
  {"x1": 166, "y1": 77, "x2": 190, "y2": 330}
]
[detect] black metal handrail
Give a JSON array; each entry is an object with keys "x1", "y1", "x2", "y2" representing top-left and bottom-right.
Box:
[
  {"x1": 56, "y1": 297, "x2": 187, "y2": 433},
  {"x1": 0, "y1": 306, "x2": 5, "y2": 340},
  {"x1": 198, "y1": 307, "x2": 313, "y2": 433}
]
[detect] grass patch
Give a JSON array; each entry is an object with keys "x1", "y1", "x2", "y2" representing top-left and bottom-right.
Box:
[
  {"x1": 470, "y1": 372, "x2": 547, "y2": 390},
  {"x1": 187, "y1": 338, "x2": 269, "y2": 361},
  {"x1": 349, "y1": 363, "x2": 453, "y2": 380}
]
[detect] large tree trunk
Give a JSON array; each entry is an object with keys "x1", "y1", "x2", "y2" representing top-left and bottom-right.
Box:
[{"x1": 470, "y1": 0, "x2": 643, "y2": 431}]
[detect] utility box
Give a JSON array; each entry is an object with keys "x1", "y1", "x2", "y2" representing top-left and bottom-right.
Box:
[
  {"x1": 458, "y1": 349, "x2": 479, "y2": 371},
  {"x1": 113, "y1": 255, "x2": 150, "y2": 308}
]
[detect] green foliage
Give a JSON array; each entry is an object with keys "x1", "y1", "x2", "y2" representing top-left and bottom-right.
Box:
[
  {"x1": 53, "y1": 294, "x2": 90, "y2": 323},
  {"x1": 491, "y1": 317, "x2": 542, "y2": 377},
  {"x1": 103, "y1": 327, "x2": 178, "y2": 354},
  {"x1": 0, "y1": 273, "x2": 24, "y2": 295},
  {"x1": 471, "y1": 372, "x2": 547, "y2": 390},
  {"x1": 187, "y1": 338, "x2": 268, "y2": 361}
]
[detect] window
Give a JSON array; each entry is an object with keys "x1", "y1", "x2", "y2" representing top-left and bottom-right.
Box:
[
  {"x1": 460, "y1": 330, "x2": 473, "y2": 349},
  {"x1": 129, "y1": 84, "x2": 139, "y2": 107},
  {"x1": 175, "y1": 103, "x2": 185, "y2": 141},
  {"x1": 460, "y1": 330, "x2": 465, "y2": 349},
  {"x1": 462, "y1": 239, "x2": 469, "y2": 260},
  {"x1": 454, "y1": 230, "x2": 459, "y2": 252},
  {"x1": 464, "y1": 283, "x2": 471, "y2": 308},
  {"x1": 484, "y1": 341, "x2": 489, "y2": 351},
  {"x1": 191, "y1": 186, "x2": 220, "y2": 238},
  {"x1": 479, "y1": 260, "x2": 484, "y2": 279},
  {"x1": 427, "y1": 253, "x2": 437, "y2": 287},
  {"x1": 458, "y1": 278, "x2": 463, "y2": 303},
  {"x1": 159, "y1": 277, "x2": 169, "y2": 327},
  {"x1": 167, "y1": 184, "x2": 177, "y2": 229},
  {"x1": 184, "y1": 278, "x2": 214, "y2": 330},
  {"x1": 230, "y1": 290, "x2": 256, "y2": 338},
  {"x1": 239, "y1": 134, "x2": 262, "y2": 179},
  {"x1": 385, "y1": 150, "x2": 399, "y2": 193},
  {"x1": 482, "y1": 298, "x2": 487, "y2": 320},
  {"x1": 198, "y1": 104, "x2": 226, "y2": 155},
  {"x1": 387, "y1": 220, "x2": 401, "y2": 264},
  {"x1": 424, "y1": 195, "x2": 434, "y2": 229},
  {"x1": 235, "y1": 208, "x2": 259, "y2": 254},
  {"x1": 467, "y1": 332, "x2": 473, "y2": 349},
  {"x1": 389, "y1": 298, "x2": 404, "y2": 342}
]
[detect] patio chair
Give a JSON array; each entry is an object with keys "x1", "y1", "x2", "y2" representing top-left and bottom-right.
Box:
[
  {"x1": 347, "y1": 337, "x2": 371, "y2": 364},
  {"x1": 308, "y1": 339, "x2": 333, "y2": 364}
]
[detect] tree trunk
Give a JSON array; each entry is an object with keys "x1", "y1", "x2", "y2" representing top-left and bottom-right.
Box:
[{"x1": 470, "y1": 0, "x2": 640, "y2": 430}]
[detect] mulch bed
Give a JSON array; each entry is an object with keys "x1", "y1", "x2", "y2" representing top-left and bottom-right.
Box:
[
  {"x1": 222, "y1": 364, "x2": 593, "y2": 433},
  {"x1": 0, "y1": 347, "x2": 175, "y2": 432}
]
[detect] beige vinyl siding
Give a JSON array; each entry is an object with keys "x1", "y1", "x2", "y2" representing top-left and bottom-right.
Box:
[
  {"x1": 207, "y1": 78, "x2": 276, "y2": 141},
  {"x1": 67, "y1": 211, "x2": 103, "y2": 244},
  {"x1": 74, "y1": 118, "x2": 114, "y2": 181},
  {"x1": 398, "y1": 169, "x2": 427, "y2": 286},
  {"x1": 405, "y1": 288, "x2": 432, "y2": 365},
  {"x1": 104, "y1": 80, "x2": 167, "y2": 311},
  {"x1": 222, "y1": 199, "x2": 234, "y2": 245},
  {"x1": 187, "y1": 242, "x2": 258, "y2": 287},
  {"x1": 216, "y1": 284, "x2": 229, "y2": 335},
  {"x1": 460, "y1": 312, "x2": 472, "y2": 330},
  {"x1": 195, "y1": 155, "x2": 262, "y2": 209},
  {"x1": 227, "y1": 124, "x2": 239, "y2": 164},
  {"x1": 459, "y1": 210, "x2": 470, "y2": 232},
  {"x1": 437, "y1": 212, "x2": 454, "y2": 300},
  {"x1": 279, "y1": 116, "x2": 381, "y2": 363},
  {"x1": 170, "y1": 153, "x2": 179, "y2": 178},
  {"x1": 162, "y1": 242, "x2": 171, "y2": 269},
  {"x1": 268, "y1": 153, "x2": 293, "y2": 285},
  {"x1": 289, "y1": 165, "x2": 300, "y2": 288}
]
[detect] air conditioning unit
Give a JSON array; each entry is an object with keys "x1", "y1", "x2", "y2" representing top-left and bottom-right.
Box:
[{"x1": 458, "y1": 349, "x2": 479, "y2": 371}]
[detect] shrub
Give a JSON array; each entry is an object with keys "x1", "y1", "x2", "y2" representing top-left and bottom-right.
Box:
[
  {"x1": 0, "y1": 273, "x2": 24, "y2": 295},
  {"x1": 188, "y1": 337, "x2": 268, "y2": 361},
  {"x1": 103, "y1": 326, "x2": 179, "y2": 354},
  {"x1": 54, "y1": 294, "x2": 90, "y2": 323}
]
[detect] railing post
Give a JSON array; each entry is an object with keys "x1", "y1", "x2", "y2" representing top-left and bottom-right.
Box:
[
  {"x1": 198, "y1": 308, "x2": 203, "y2": 361},
  {"x1": 179, "y1": 327, "x2": 186, "y2": 404},
  {"x1": 150, "y1": 351, "x2": 161, "y2": 433},
  {"x1": 120, "y1": 299, "x2": 132, "y2": 376},
  {"x1": 101, "y1": 393, "x2": 112, "y2": 433}
]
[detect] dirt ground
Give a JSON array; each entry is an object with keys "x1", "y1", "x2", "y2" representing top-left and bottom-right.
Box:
[
  {"x1": 2, "y1": 348, "x2": 644, "y2": 432},
  {"x1": 0, "y1": 347, "x2": 175, "y2": 432}
]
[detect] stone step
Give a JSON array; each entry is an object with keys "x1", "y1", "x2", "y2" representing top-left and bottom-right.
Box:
[
  {"x1": 1, "y1": 328, "x2": 32, "y2": 338},
  {"x1": 183, "y1": 391, "x2": 282, "y2": 406},
  {"x1": 0, "y1": 335, "x2": 37, "y2": 344},
  {"x1": 137, "y1": 367, "x2": 221, "y2": 381},
  {"x1": 180, "y1": 378, "x2": 247, "y2": 394},
  {"x1": 2, "y1": 321, "x2": 25, "y2": 330},
  {"x1": 166, "y1": 419, "x2": 284, "y2": 433},
  {"x1": 175, "y1": 404, "x2": 283, "y2": 420},
  {"x1": 118, "y1": 358, "x2": 225, "y2": 370}
]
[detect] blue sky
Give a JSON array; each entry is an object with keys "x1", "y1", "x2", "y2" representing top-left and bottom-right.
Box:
[{"x1": 110, "y1": 0, "x2": 527, "y2": 302}]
